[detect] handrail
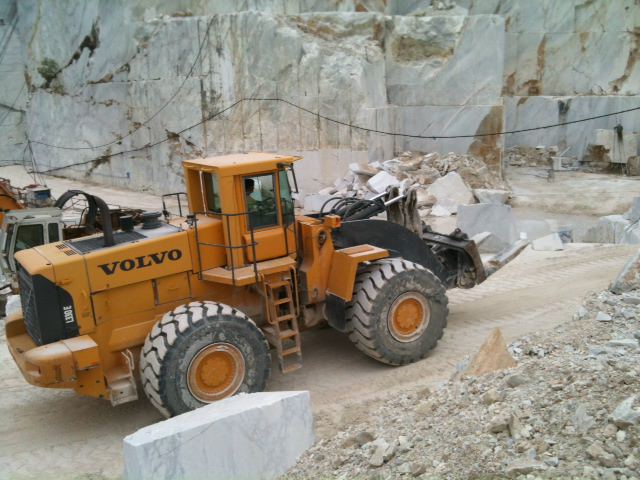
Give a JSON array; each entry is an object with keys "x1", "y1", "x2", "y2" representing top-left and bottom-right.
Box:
[
  {"x1": 162, "y1": 192, "x2": 188, "y2": 218},
  {"x1": 188, "y1": 210, "x2": 259, "y2": 286}
]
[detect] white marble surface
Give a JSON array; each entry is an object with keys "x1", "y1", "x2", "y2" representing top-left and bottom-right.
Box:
[
  {"x1": 582, "y1": 214, "x2": 640, "y2": 245},
  {"x1": 0, "y1": 0, "x2": 26, "y2": 166},
  {"x1": 123, "y1": 391, "x2": 314, "y2": 480},
  {"x1": 13, "y1": 1, "x2": 506, "y2": 193},
  {"x1": 457, "y1": 203, "x2": 518, "y2": 244},
  {"x1": 472, "y1": 231, "x2": 508, "y2": 254},
  {"x1": 504, "y1": 95, "x2": 640, "y2": 159},
  {"x1": 426, "y1": 171, "x2": 475, "y2": 214},
  {"x1": 531, "y1": 233, "x2": 564, "y2": 252},
  {"x1": 4, "y1": 0, "x2": 637, "y2": 194},
  {"x1": 4, "y1": 294, "x2": 21, "y2": 317},
  {"x1": 459, "y1": 0, "x2": 640, "y2": 96}
]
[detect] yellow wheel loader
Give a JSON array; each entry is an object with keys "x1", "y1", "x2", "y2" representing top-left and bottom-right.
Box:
[{"x1": 6, "y1": 153, "x2": 502, "y2": 417}]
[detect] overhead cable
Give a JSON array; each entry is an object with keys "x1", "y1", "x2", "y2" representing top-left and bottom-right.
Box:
[{"x1": 34, "y1": 98, "x2": 640, "y2": 174}]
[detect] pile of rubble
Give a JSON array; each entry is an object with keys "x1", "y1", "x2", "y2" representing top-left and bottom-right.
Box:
[
  {"x1": 506, "y1": 146, "x2": 558, "y2": 168},
  {"x1": 505, "y1": 145, "x2": 583, "y2": 172},
  {"x1": 304, "y1": 152, "x2": 510, "y2": 219},
  {"x1": 286, "y1": 253, "x2": 640, "y2": 480}
]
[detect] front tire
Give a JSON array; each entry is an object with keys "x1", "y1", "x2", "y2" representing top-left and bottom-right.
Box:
[
  {"x1": 140, "y1": 301, "x2": 271, "y2": 417},
  {"x1": 346, "y1": 258, "x2": 448, "y2": 365}
]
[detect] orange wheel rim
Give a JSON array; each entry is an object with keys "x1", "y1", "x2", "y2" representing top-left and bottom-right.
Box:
[
  {"x1": 187, "y1": 343, "x2": 245, "y2": 403},
  {"x1": 388, "y1": 293, "x2": 430, "y2": 342}
]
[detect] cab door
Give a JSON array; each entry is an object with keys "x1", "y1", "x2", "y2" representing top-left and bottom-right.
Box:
[
  {"x1": 8, "y1": 221, "x2": 46, "y2": 271},
  {"x1": 241, "y1": 170, "x2": 296, "y2": 263}
]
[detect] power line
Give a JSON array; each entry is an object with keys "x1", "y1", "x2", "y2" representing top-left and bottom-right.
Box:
[
  {"x1": 38, "y1": 99, "x2": 243, "y2": 173},
  {"x1": 30, "y1": 16, "x2": 216, "y2": 151},
  {"x1": 261, "y1": 99, "x2": 640, "y2": 140},
  {"x1": 26, "y1": 138, "x2": 46, "y2": 186},
  {"x1": 35, "y1": 98, "x2": 640, "y2": 174},
  {"x1": 0, "y1": 82, "x2": 25, "y2": 128},
  {"x1": 0, "y1": 14, "x2": 17, "y2": 66}
]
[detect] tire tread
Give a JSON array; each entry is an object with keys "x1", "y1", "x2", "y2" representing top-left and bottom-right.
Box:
[{"x1": 345, "y1": 258, "x2": 449, "y2": 365}]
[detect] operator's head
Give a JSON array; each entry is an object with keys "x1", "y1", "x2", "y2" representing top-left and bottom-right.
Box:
[{"x1": 244, "y1": 178, "x2": 255, "y2": 194}]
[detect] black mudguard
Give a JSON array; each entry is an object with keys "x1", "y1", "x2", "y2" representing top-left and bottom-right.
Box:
[
  {"x1": 331, "y1": 219, "x2": 449, "y2": 285},
  {"x1": 326, "y1": 219, "x2": 486, "y2": 330}
]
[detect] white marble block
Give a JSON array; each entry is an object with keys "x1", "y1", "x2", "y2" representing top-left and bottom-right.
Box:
[
  {"x1": 426, "y1": 172, "x2": 475, "y2": 214},
  {"x1": 303, "y1": 193, "x2": 335, "y2": 213},
  {"x1": 457, "y1": 203, "x2": 518, "y2": 244},
  {"x1": 123, "y1": 391, "x2": 314, "y2": 480},
  {"x1": 366, "y1": 171, "x2": 400, "y2": 193},
  {"x1": 532, "y1": 233, "x2": 564, "y2": 252}
]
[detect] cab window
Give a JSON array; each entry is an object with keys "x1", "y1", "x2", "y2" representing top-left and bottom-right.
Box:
[
  {"x1": 279, "y1": 170, "x2": 294, "y2": 226},
  {"x1": 14, "y1": 224, "x2": 44, "y2": 253},
  {"x1": 48, "y1": 223, "x2": 60, "y2": 242},
  {"x1": 202, "y1": 173, "x2": 222, "y2": 213},
  {"x1": 244, "y1": 174, "x2": 277, "y2": 229}
]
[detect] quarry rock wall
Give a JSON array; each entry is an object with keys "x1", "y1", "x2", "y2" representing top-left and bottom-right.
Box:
[
  {"x1": 458, "y1": 0, "x2": 640, "y2": 161},
  {"x1": 0, "y1": 1, "x2": 26, "y2": 168},
  {"x1": 0, "y1": 0, "x2": 637, "y2": 193}
]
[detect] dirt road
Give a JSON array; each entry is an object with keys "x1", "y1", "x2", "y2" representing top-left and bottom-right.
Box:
[{"x1": 0, "y1": 243, "x2": 635, "y2": 479}]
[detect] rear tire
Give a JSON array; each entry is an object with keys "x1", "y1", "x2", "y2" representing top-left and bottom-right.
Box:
[
  {"x1": 140, "y1": 301, "x2": 271, "y2": 417},
  {"x1": 346, "y1": 258, "x2": 448, "y2": 365}
]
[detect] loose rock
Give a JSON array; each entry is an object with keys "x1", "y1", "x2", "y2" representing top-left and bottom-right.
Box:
[
  {"x1": 356, "y1": 431, "x2": 375, "y2": 446},
  {"x1": 481, "y1": 388, "x2": 504, "y2": 405},
  {"x1": 473, "y1": 188, "x2": 510, "y2": 205},
  {"x1": 611, "y1": 395, "x2": 640, "y2": 428},
  {"x1": 505, "y1": 373, "x2": 528, "y2": 388},
  {"x1": 464, "y1": 328, "x2": 516, "y2": 376},
  {"x1": 586, "y1": 442, "x2": 617, "y2": 468},
  {"x1": 505, "y1": 458, "x2": 547, "y2": 475},
  {"x1": 286, "y1": 276, "x2": 640, "y2": 480},
  {"x1": 488, "y1": 413, "x2": 512, "y2": 433}
]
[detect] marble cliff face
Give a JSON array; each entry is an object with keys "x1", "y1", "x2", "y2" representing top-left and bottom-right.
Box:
[{"x1": 0, "y1": 0, "x2": 637, "y2": 192}]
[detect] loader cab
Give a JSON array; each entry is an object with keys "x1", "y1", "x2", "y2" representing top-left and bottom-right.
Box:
[
  {"x1": 0, "y1": 208, "x2": 63, "y2": 276},
  {"x1": 183, "y1": 153, "x2": 300, "y2": 274}
]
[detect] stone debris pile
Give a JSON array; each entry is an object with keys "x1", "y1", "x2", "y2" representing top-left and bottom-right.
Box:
[
  {"x1": 285, "y1": 256, "x2": 640, "y2": 479},
  {"x1": 505, "y1": 145, "x2": 560, "y2": 168},
  {"x1": 304, "y1": 152, "x2": 509, "y2": 220},
  {"x1": 505, "y1": 145, "x2": 580, "y2": 172}
]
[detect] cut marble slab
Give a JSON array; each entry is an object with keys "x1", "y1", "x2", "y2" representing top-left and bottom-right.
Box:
[
  {"x1": 123, "y1": 391, "x2": 314, "y2": 480},
  {"x1": 426, "y1": 171, "x2": 475, "y2": 214},
  {"x1": 532, "y1": 233, "x2": 564, "y2": 251},
  {"x1": 457, "y1": 203, "x2": 518, "y2": 244}
]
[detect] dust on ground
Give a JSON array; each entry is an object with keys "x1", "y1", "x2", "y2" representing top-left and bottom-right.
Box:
[{"x1": 0, "y1": 243, "x2": 635, "y2": 479}]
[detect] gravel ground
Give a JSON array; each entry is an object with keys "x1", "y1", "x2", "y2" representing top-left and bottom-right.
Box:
[{"x1": 286, "y1": 284, "x2": 640, "y2": 479}]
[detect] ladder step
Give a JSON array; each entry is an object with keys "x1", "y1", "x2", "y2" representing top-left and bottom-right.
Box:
[
  {"x1": 281, "y1": 362, "x2": 302, "y2": 374},
  {"x1": 282, "y1": 346, "x2": 301, "y2": 356},
  {"x1": 264, "y1": 277, "x2": 302, "y2": 375},
  {"x1": 267, "y1": 280, "x2": 290, "y2": 289},
  {"x1": 279, "y1": 329, "x2": 298, "y2": 339}
]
